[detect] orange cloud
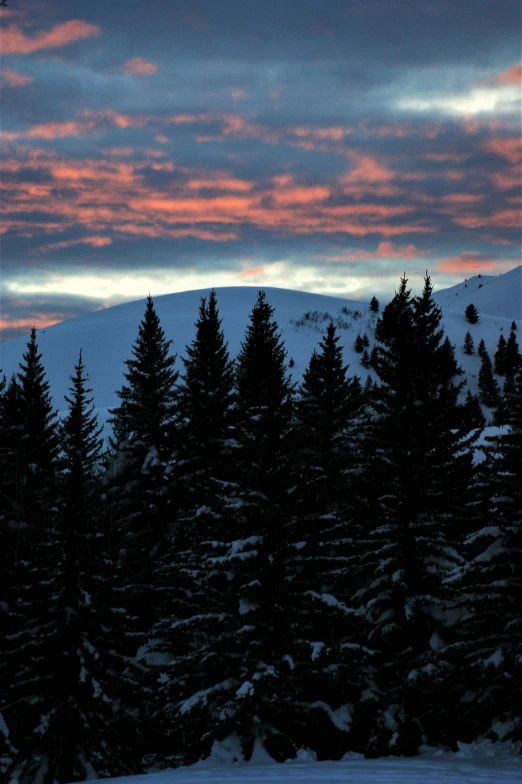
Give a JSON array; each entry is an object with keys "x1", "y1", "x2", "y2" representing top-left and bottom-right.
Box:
[
  {"x1": 482, "y1": 137, "x2": 521, "y2": 165},
  {"x1": 436, "y1": 251, "x2": 515, "y2": 274},
  {"x1": 121, "y1": 57, "x2": 158, "y2": 76},
  {"x1": 483, "y1": 63, "x2": 522, "y2": 86},
  {"x1": 37, "y1": 236, "x2": 112, "y2": 253},
  {"x1": 1, "y1": 19, "x2": 100, "y2": 55},
  {"x1": 441, "y1": 193, "x2": 484, "y2": 204},
  {"x1": 323, "y1": 241, "x2": 429, "y2": 262},
  {"x1": 1, "y1": 67, "x2": 34, "y2": 87},
  {"x1": 230, "y1": 88, "x2": 246, "y2": 100},
  {"x1": 238, "y1": 265, "x2": 266, "y2": 278}
]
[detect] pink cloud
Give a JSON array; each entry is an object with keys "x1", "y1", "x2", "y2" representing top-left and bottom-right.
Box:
[
  {"x1": 36, "y1": 236, "x2": 113, "y2": 253},
  {"x1": 1, "y1": 19, "x2": 100, "y2": 55},
  {"x1": 238, "y1": 265, "x2": 266, "y2": 278},
  {"x1": 436, "y1": 251, "x2": 515, "y2": 274},
  {"x1": 121, "y1": 57, "x2": 158, "y2": 76},
  {"x1": 1, "y1": 67, "x2": 34, "y2": 87},
  {"x1": 323, "y1": 241, "x2": 429, "y2": 263},
  {"x1": 483, "y1": 63, "x2": 522, "y2": 86},
  {"x1": 482, "y1": 137, "x2": 521, "y2": 165}
]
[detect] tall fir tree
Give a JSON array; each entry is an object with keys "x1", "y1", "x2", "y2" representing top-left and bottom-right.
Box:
[
  {"x1": 147, "y1": 290, "x2": 238, "y2": 766},
  {"x1": 106, "y1": 295, "x2": 179, "y2": 636},
  {"x1": 4, "y1": 330, "x2": 63, "y2": 783},
  {"x1": 478, "y1": 348, "x2": 501, "y2": 412},
  {"x1": 283, "y1": 323, "x2": 370, "y2": 757},
  {"x1": 354, "y1": 274, "x2": 476, "y2": 753},
  {"x1": 445, "y1": 369, "x2": 522, "y2": 742},
  {"x1": 159, "y1": 291, "x2": 295, "y2": 762},
  {"x1": 494, "y1": 333, "x2": 507, "y2": 376}
]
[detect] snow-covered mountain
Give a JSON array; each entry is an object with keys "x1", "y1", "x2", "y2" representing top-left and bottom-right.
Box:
[{"x1": 1, "y1": 267, "x2": 520, "y2": 426}]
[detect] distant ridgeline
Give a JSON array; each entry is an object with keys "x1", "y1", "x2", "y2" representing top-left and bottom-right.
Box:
[{"x1": 1, "y1": 276, "x2": 521, "y2": 782}]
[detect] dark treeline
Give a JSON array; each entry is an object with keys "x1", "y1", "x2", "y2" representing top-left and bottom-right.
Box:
[{"x1": 1, "y1": 277, "x2": 521, "y2": 782}]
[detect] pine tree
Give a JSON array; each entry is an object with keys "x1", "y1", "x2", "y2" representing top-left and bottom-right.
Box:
[
  {"x1": 4, "y1": 329, "x2": 63, "y2": 782},
  {"x1": 511, "y1": 320, "x2": 517, "y2": 331},
  {"x1": 494, "y1": 334, "x2": 507, "y2": 376},
  {"x1": 355, "y1": 274, "x2": 475, "y2": 753},
  {"x1": 463, "y1": 331, "x2": 475, "y2": 355},
  {"x1": 354, "y1": 334, "x2": 364, "y2": 353},
  {"x1": 163, "y1": 291, "x2": 295, "y2": 762},
  {"x1": 370, "y1": 296, "x2": 379, "y2": 313},
  {"x1": 465, "y1": 303, "x2": 479, "y2": 324},
  {"x1": 106, "y1": 295, "x2": 179, "y2": 635},
  {"x1": 504, "y1": 331, "x2": 521, "y2": 376},
  {"x1": 9, "y1": 350, "x2": 144, "y2": 781},
  {"x1": 282, "y1": 323, "x2": 369, "y2": 757},
  {"x1": 362, "y1": 333, "x2": 370, "y2": 348},
  {"x1": 445, "y1": 369, "x2": 522, "y2": 742},
  {"x1": 478, "y1": 349, "x2": 501, "y2": 411},
  {"x1": 477, "y1": 339, "x2": 488, "y2": 361},
  {"x1": 148, "y1": 291, "x2": 238, "y2": 765},
  {"x1": 461, "y1": 389, "x2": 486, "y2": 431},
  {"x1": 361, "y1": 348, "x2": 371, "y2": 369}
]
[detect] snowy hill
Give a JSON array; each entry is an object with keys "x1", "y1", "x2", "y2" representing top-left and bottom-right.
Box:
[
  {"x1": 0, "y1": 268, "x2": 520, "y2": 426},
  {"x1": 433, "y1": 266, "x2": 521, "y2": 320}
]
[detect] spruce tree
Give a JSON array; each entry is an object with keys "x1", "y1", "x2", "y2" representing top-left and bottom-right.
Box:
[
  {"x1": 370, "y1": 296, "x2": 379, "y2": 313},
  {"x1": 494, "y1": 334, "x2": 507, "y2": 376},
  {"x1": 4, "y1": 329, "x2": 63, "y2": 782},
  {"x1": 477, "y1": 338, "x2": 488, "y2": 361},
  {"x1": 148, "y1": 290, "x2": 238, "y2": 765},
  {"x1": 463, "y1": 331, "x2": 475, "y2": 355},
  {"x1": 106, "y1": 295, "x2": 179, "y2": 635},
  {"x1": 478, "y1": 349, "x2": 501, "y2": 411},
  {"x1": 465, "y1": 303, "x2": 479, "y2": 324},
  {"x1": 504, "y1": 331, "x2": 521, "y2": 376},
  {"x1": 283, "y1": 323, "x2": 369, "y2": 757},
  {"x1": 354, "y1": 334, "x2": 364, "y2": 353},
  {"x1": 445, "y1": 369, "x2": 522, "y2": 742},
  {"x1": 164, "y1": 291, "x2": 295, "y2": 762},
  {"x1": 355, "y1": 274, "x2": 475, "y2": 753}
]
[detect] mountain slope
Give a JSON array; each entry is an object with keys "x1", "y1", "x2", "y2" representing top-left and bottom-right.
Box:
[{"x1": 1, "y1": 269, "x2": 520, "y2": 426}]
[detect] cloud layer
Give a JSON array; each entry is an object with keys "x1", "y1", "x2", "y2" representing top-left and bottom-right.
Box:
[{"x1": 1, "y1": 0, "x2": 520, "y2": 340}]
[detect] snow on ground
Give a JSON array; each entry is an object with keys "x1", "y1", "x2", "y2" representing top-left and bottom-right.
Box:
[
  {"x1": 98, "y1": 740, "x2": 522, "y2": 784},
  {"x1": 0, "y1": 267, "x2": 520, "y2": 431}
]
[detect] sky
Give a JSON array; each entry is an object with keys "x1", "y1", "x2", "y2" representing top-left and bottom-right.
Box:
[{"x1": 0, "y1": 0, "x2": 521, "y2": 341}]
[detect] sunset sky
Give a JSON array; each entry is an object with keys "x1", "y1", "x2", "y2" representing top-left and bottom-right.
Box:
[{"x1": 1, "y1": 0, "x2": 520, "y2": 341}]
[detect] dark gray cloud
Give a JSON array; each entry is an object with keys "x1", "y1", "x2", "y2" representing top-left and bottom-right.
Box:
[{"x1": 1, "y1": 0, "x2": 520, "y2": 340}]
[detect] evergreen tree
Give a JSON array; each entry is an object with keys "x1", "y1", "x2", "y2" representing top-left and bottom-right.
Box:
[
  {"x1": 355, "y1": 274, "x2": 475, "y2": 753},
  {"x1": 106, "y1": 295, "x2": 179, "y2": 634},
  {"x1": 511, "y1": 320, "x2": 517, "y2": 331},
  {"x1": 282, "y1": 323, "x2": 369, "y2": 757},
  {"x1": 370, "y1": 296, "x2": 379, "y2": 313},
  {"x1": 445, "y1": 370, "x2": 522, "y2": 742},
  {"x1": 463, "y1": 331, "x2": 475, "y2": 355},
  {"x1": 477, "y1": 339, "x2": 488, "y2": 361},
  {"x1": 361, "y1": 349, "x2": 371, "y2": 369},
  {"x1": 162, "y1": 291, "x2": 295, "y2": 762},
  {"x1": 362, "y1": 333, "x2": 370, "y2": 348},
  {"x1": 4, "y1": 330, "x2": 63, "y2": 782},
  {"x1": 354, "y1": 334, "x2": 364, "y2": 353},
  {"x1": 504, "y1": 331, "x2": 521, "y2": 376},
  {"x1": 10, "y1": 350, "x2": 143, "y2": 781},
  {"x1": 494, "y1": 334, "x2": 507, "y2": 376},
  {"x1": 461, "y1": 389, "x2": 486, "y2": 431},
  {"x1": 148, "y1": 290, "x2": 238, "y2": 765},
  {"x1": 478, "y1": 349, "x2": 501, "y2": 411},
  {"x1": 465, "y1": 303, "x2": 479, "y2": 324}
]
